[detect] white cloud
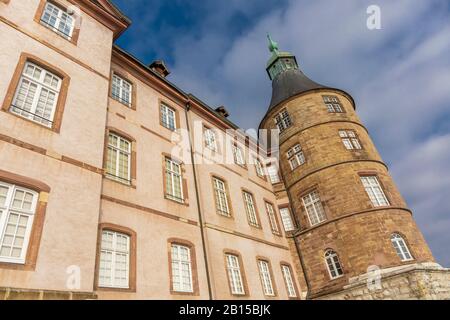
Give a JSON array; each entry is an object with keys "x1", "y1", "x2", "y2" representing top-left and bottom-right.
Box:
[{"x1": 115, "y1": 0, "x2": 450, "y2": 266}]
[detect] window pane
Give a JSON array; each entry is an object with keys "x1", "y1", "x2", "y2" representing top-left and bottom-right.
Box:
[
  {"x1": 99, "y1": 231, "x2": 130, "y2": 288},
  {"x1": 280, "y1": 208, "x2": 295, "y2": 231}
]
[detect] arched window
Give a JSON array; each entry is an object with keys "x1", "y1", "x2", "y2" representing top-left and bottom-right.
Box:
[
  {"x1": 325, "y1": 250, "x2": 344, "y2": 279},
  {"x1": 390, "y1": 233, "x2": 413, "y2": 261}
]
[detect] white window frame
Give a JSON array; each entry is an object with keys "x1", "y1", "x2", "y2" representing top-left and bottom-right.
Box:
[
  {"x1": 267, "y1": 166, "x2": 281, "y2": 184},
  {"x1": 254, "y1": 158, "x2": 265, "y2": 178},
  {"x1": 40, "y1": 2, "x2": 75, "y2": 39},
  {"x1": 281, "y1": 265, "x2": 297, "y2": 298},
  {"x1": 287, "y1": 144, "x2": 306, "y2": 170},
  {"x1": 11, "y1": 61, "x2": 61, "y2": 128},
  {"x1": 225, "y1": 254, "x2": 245, "y2": 295},
  {"x1": 243, "y1": 191, "x2": 259, "y2": 227},
  {"x1": 258, "y1": 260, "x2": 275, "y2": 296},
  {"x1": 391, "y1": 233, "x2": 413, "y2": 261},
  {"x1": 265, "y1": 202, "x2": 280, "y2": 234},
  {"x1": 171, "y1": 244, "x2": 193, "y2": 293},
  {"x1": 232, "y1": 144, "x2": 246, "y2": 167},
  {"x1": 111, "y1": 74, "x2": 132, "y2": 107},
  {"x1": 213, "y1": 177, "x2": 230, "y2": 217},
  {"x1": 323, "y1": 96, "x2": 343, "y2": 113},
  {"x1": 325, "y1": 250, "x2": 344, "y2": 279},
  {"x1": 360, "y1": 176, "x2": 390, "y2": 207},
  {"x1": 106, "y1": 133, "x2": 131, "y2": 184},
  {"x1": 0, "y1": 182, "x2": 38, "y2": 264},
  {"x1": 339, "y1": 130, "x2": 362, "y2": 150},
  {"x1": 204, "y1": 127, "x2": 217, "y2": 151},
  {"x1": 98, "y1": 230, "x2": 130, "y2": 289},
  {"x1": 274, "y1": 110, "x2": 292, "y2": 132},
  {"x1": 160, "y1": 103, "x2": 176, "y2": 131},
  {"x1": 165, "y1": 158, "x2": 184, "y2": 203},
  {"x1": 302, "y1": 191, "x2": 326, "y2": 226},
  {"x1": 279, "y1": 207, "x2": 295, "y2": 232}
]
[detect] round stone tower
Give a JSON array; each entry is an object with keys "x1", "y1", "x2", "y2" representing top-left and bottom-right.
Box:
[{"x1": 259, "y1": 36, "x2": 435, "y2": 298}]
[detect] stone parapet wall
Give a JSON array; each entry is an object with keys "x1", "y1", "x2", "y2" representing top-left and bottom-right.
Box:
[{"x1": 316, "y1": 263, "x2": 450, "y2": 300}]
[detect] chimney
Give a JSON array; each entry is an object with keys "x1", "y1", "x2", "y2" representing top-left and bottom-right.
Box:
[
  {"x1": 149, "y1": 60, "x2": 170, "y2": 78},
  {"x1": 215, "y1": 106, "x2": 230, "y2": 118}
]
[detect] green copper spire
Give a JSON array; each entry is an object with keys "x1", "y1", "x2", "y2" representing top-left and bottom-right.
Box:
[
  {"x1": 265, "y1": 35, "x2": 299, "y2": 80},
  {"x1": 267, "y1": 34, "x2": 279, "y2": 53}
]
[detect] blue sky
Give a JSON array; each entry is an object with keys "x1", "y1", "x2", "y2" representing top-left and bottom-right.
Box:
[{"x1": 112, "y1": 0, "x2": 450, "y2": 267}]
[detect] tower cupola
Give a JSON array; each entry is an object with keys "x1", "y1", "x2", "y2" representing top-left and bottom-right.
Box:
[
  {"x1": 265, "y1": 35, "x2": 327, "y2": 111},
  {"x1": 266, "y1": 34, "x2": 299, "y2": 80}
]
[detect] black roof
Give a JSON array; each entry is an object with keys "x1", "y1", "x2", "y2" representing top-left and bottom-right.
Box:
[{"x1": 268, "y1": 68, "x2": 327, "y2": 111}]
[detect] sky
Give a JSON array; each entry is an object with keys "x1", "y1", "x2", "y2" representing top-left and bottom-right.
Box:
[{"x1": 111, "y1": 0, "x2": 450, "y2": 267}]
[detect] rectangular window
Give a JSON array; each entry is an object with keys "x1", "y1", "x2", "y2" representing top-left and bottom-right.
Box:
[
  {"x1": 281, "y1": 265, "x2": 297, "y2": 298},
  {"x1": 339, "y1": 130, "x2": 362, "y2": 150},
  {"x1": 106, "y1": 133, "x2": 131, "y2": 184},
  {"x1": 40, "y1": 2, "x2": 74, "y2": 39},
  {"x1": 111, "y1": 74, "x2": 132, "y2": 107},
  {"x1": 360, "y1": 176, "x2": 390, "y2": 207},
  {"x1": 265, "y1": 202, "x2": 280, "y2": 235},
  {"x1": 232, "y1": 145, "x2": 246, "y2": 167},
  {"x1": 0, "y1": 182, "x2": 38, "y2": 264},
  {"x1": 243, "y1": 191, "x2": 259, "y2": 227},
  {"x1": 323, "y1": 96, "x2": 343, "y2": 113},
  {"x1": 10, "y1": 62, "x2": 61, "y2": 128},
  {"x1": 204, "y1": 127, "x2": 217, "y2": 151},
  {"x1": 287, "y1": 144, "x2": 305, "y2": 170},
  {"x1": 225, "y1": 254, "x2": 245, "y2": 295},
  {"x1": 274, "y1": 110, "x2": 292, "y2": 132},
  {"x1": 302, "y1": 190, "x2": 326, "y2": 226},
  {"x1": 99, "y1": 230, "x2": 130, "y2": 288},
  {"x1": 165, "y1": 158, "x2": 184, "y2": 202},
  {"x1": 213, "y1": 177, "x2": 230, "y2": 217},
  {"x1": 258, "y1": 260, "x2": 275, "y2": 296},
  {"x1": 171, "y1": 244, "x2": 193, "y2": 293},
  {"x1": 279, "y1": 207, "x2": 295, "y2": 231},
  {"x1": 267, "y1": 166, "x2": 281, "y2": 184},
  {"x1": 254, "y1": 158, "x2": 265, "y2": 178},
  {"x1": 160, "y1": 103, "x2": 176, "y2": 131}
]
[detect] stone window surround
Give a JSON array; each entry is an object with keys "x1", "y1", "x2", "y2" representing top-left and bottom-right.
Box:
[
  {"x1": 256, "y1": 256, "x2": 278, "y2": 298},
  {"x1": 109, "y1": 69, "x2": 137, "y2": 110},
  {"x1": 159, "y1": 98, "x2": 181, "y2": 132},
  {"x1": 252, "y1": 156, "x2": 268, "y2": 182},
  {"x1": 203, "y1": 125, "x2": 219, "y2": 153},
  {"x1": 263, "y1": 199, "x2": 282, "y2": 237},
  {"x1": 241, "y1": 188, "x2": 262, "y2": 229},
  {"x1": 0, "y1": 169, "x2": 50, "y2": 271},
  {"x1": 278, "y1": 204, "x2": 297, "y2": 232},
  {"x1": 162, "y1": 153, "x2": 189, "y2": 206},
  {"x1": 1, "y1": 52, "x2": 70, "y2": 133},
  {"x1": 210, "y1": 173, "x2": 233, "y2": 218},
  {"x1": 223, "y1": 249, "x2": 250, "y2": 297},
  {"x1": 34, "y1": 0, "x2": 82, "y2": 46},
  {"x1": 167, "y1": 238, "x2": 200, "y2": 296},
  {"x1": 280, "y1": 262, "x2": 300, "y2": 300},
  {"x1": 103, "y1": 127, "x2": 137, "y2": 188},
  {"x1": 94, "y1": 223, "x2": 137, "y2": 292}
]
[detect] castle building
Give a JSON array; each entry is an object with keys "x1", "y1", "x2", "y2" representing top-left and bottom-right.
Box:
[{"x1": 0, "y1": 0, "x2": 449, "y2": 300}]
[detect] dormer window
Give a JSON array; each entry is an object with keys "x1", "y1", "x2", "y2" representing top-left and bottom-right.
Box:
[
  {"x1": 274, "y1": 110, "x2": 292, "y2": 132},
  {"x1": 40, "y1": 2, "x2": 75, "y2": 40}
]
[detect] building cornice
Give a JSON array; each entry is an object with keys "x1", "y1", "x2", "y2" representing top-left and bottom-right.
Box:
[{"x1": 72, "y1": 0, "x2": 130, "y2": 40}]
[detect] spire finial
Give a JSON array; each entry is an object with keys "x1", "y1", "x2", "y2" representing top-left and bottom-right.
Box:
[{"x1": 267, "y1": 33, "x2": 279, "y2": 53}]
